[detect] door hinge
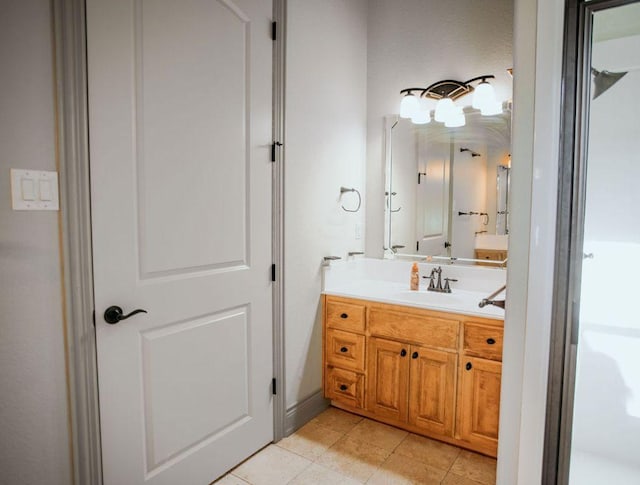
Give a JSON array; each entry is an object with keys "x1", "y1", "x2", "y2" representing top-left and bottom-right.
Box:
[
  {"x1": 416, "y1": 241, "x2": 419, "y2": 252},
  {"x1": 272, "y1": 378, "x2": 277, "y2": 395},
  {"x1": 271, "y1": 141, "x2": 282, "y2": 162},
  {"x1": 271, "y1": 263, "x2": 276, "y2": 282},
  {"x1": 92, "y1": 309, "x2": 96, "y2": 326},
  {"x1": 271, "y1": 21, "x2": 277, "y2": 41}
]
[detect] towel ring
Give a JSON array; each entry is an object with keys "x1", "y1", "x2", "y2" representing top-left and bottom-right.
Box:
[{"x1": 340, "y1": 187, "x2": 361, "y2": 213}]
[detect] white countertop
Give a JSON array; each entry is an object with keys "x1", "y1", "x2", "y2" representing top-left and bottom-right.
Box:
[{"x1": 323, "y1": 259, "x2": 506, "y2": 320}]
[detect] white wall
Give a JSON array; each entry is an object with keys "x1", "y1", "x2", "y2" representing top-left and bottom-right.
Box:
[
  {"x1": 284, "y1": 0, "x2": 368, "y2": 412},
  {"x1": 451, "y1": 140, "x2": 488, "y2": 259},
  {"x1": 365, "y1": 0, "x2": 514, "y2": 257},
  {"x1": 0, "y1": 2, "x2": 72, "y2": 484},
  {"x1": 497, "y1": 0, "x2": 564, "y2": 482}
]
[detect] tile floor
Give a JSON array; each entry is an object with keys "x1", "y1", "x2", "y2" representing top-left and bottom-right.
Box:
[{"x1": 216, "y1": 407, "x2": 496, "y2": 485}]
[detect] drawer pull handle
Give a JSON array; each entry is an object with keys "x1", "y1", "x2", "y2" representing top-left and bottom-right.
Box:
[
  {"x1": 340, "y1": 313, "x2": 348, "y2": 319},
  {"x1": 339, "y1": 384, "x2": 348, "y2": 391},
  {"x1": 486, "y1": 338, "x2": 496, "y2": 345},
  {"x1": 466, "y1": 362, "x2": 473, "y2": 371},
  {"x1": 400, "y1": 349, "x2": 407, "y2": 357},
  {"x1": 340, "y1": 346, "x2": 348, "y2": 353},
  {"x1": 412, "y1": 352, "x2": 419, "y2": 359}
]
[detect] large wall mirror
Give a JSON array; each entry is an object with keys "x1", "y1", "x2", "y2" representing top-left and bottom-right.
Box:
[{"x1": 384, "y1": 107, "x2": 511, "y2": 264}]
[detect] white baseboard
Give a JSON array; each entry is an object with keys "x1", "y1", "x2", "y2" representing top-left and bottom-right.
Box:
[{"x1": 283, "y1": 391, "x2": 330, "y2": 437}]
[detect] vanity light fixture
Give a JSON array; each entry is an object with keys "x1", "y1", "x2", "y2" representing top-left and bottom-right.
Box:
[{"x1": 400, "y1": 75, "x2": 501, "y2": 126}]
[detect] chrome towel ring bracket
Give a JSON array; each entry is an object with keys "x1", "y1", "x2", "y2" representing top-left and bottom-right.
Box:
[{"x1": 340, "y1": 186, "x2": 361, "y2": 212}]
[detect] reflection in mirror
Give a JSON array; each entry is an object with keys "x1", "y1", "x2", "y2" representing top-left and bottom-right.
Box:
[{"x1": 385, "y1": 108, "x2": 511, "y2": 263}]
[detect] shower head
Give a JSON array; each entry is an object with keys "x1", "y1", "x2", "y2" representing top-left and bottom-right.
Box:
[{"x1": 591, "y1": 67, "x2": 627, "y2": 99}]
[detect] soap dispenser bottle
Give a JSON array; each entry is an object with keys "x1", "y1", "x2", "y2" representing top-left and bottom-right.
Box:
[{"x1": 410, "y1": 262, "x2": 419, "y2": 291}]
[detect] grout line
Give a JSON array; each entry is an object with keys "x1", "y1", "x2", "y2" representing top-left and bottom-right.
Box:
[
  {"x1": 283, "y1": 457, "x2": 315, "y2": 485},
  {"x1": 228, "y1": 473, "x2": 252, "y2": 484}
]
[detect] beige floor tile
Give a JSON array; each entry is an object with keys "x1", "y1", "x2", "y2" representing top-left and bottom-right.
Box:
[
  {"x1": 276, "y1": 421, "x2": 344, "y2": 460},
  {"x1": 345, "y1": 418, "x2": 408, "y2": 452},
  {"x1": 212, "y1": 473, "x2": 250, "y2": 484},
  {"x1": 288, "y1": 463, "x2": 362, "y2": 485},
  {"x1": 367, "y1": 452, "x2": 447, "y2": 485},
  {"x1": 441, "y1": 471, "x2": 487, "y2": 485},
  {"x1": 449, "y1": 450, "x2": 497, "y2": 485},
  {"x1": 316, "y1": 436, "x2": 391, "y2": 482},
  {"x1": 394, "y1": 433, "x2": 461, "y2": 471},
  {"x1": 231, "y1": 445, "x2": 312, "y2": 485},
  {"x1": 310, "y1": 406, "x2": 363, "y2": 434}
]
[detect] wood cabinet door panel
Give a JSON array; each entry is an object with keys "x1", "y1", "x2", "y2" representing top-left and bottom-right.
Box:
[
  {"x1": 458, "y1": 356, "x2": 501, "y2": 454},
  {"x1": 367, "y1": 337, "x2": 409, "y2": 422},
  {"x1": 408, "y1": 345, "x2": 457, "y2": 437}
]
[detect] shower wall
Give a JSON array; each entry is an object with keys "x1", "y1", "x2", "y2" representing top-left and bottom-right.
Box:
[{"x1": 569, "y1": 32, "x2": 640, "y2": 482}]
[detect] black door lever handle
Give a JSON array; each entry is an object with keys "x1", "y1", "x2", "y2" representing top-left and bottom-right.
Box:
[{"x1": 104, "y1": 306, "x2": 148, "y2": 324}]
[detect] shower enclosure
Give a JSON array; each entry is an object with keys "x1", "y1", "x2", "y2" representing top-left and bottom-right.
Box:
[{"x1": 545, "y1": 1, "x2": 640, "y2": 484}]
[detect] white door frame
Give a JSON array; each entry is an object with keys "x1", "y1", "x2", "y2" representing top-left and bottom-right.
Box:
[{"x1": 52, "y1": 1, "x2": 287, "y2": 483}]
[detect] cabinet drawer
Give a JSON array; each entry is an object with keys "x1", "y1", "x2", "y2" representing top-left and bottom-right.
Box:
[
  {"x1": 326, "y1": 328, "x2": 365, "y2": 372},
  {"x1": 463, "y1": 323, "x2": 503, "y2": 361},
  {"x1": 369, "y1": 308, "x2": 459, "y2": 350},
  {"x1": 326, "y1": 299, "x2": 366, "y2": 333},
  {"x1": 325, "y1": 367, "x2": 365, "y2": 409}
]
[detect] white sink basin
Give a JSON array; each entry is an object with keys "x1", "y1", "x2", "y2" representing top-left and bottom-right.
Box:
[{"x1": 393, "y1": 290, "x2": 464, "y2": 307}]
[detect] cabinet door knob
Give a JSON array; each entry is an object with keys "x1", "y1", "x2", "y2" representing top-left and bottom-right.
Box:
[
  {"x1": 400, "y1": 349, "x2": 407, "y2": 357},
  {"x1": 412, "y1": 351, "x2": 419, "y2": 359},
  {"x1": 339, "y1": 384, "x2": 348, "y2": 391},
  {"x1": 466, "y1": 362, "x2": 473, "y2": 371},
  {"x1": 486, "y1": 338, "x2": 496, "y2": 345},
  {"x1": 340, "y1": 313, "x2": 348, "y2": 319},
  {"x1": 340, "y1": 346, "x2": 348, "y2": 353}
]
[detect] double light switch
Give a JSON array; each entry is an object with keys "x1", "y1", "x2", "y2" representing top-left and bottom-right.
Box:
[{"x1": 10, "y1": 169, "x2": 59, "y2": 211}]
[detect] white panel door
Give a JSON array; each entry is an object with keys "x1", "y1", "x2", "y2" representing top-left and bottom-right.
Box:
[{"x1": 86, "y1": 0, "x2": 273, "y2": 483}]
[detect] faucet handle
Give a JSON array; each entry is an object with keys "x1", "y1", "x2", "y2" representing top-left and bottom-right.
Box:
[
  {"x1": 422, "y1": 271, "x2": 436, "y2": 290},
  {"x1": 443, "y1": 277, "x2": 458, "y2": 293}
]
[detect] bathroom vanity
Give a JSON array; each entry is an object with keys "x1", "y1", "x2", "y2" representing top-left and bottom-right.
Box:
[{"x1": 322, "y1": 259, "x2": 505, "y2": 457}]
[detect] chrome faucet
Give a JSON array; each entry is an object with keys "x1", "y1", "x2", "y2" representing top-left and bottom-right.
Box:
[{"x1": 422, "y1": 266, "x2": 457, "y2": 293}]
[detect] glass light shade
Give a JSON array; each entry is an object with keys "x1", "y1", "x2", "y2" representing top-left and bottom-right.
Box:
[
  {"x1": 481, "y1": 101, "x2": 503, "y2": 116},
  {"x1": 434, "y1": 98, "x2": 455, "y2": 122},
  {"x1": 400, "y1": 94, "x2": 419, "y2": 118},
  {"x1": 472, "y1": 82, "x2": 497, "y2": 111},
  {"x1": 444, "y1": 107, "x2": 465, "y2": 128},
  {"x1": 411, "y1": 98, "x2": 431, "y2": 124},
  {"x1": 411, "y1": 110, "x2": 430, "y2": 124}
]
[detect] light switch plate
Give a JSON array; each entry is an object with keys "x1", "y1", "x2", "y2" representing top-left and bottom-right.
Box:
[{"x1": 11, "y1": 169, "x2": 59, "y2": 211}]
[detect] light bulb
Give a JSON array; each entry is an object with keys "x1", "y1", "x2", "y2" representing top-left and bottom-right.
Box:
[
  {"x1": 481, "y1": 101, "x2": 503, "y2": 116},
  {"x1": 400, "y1": 94, "x2": 419, "y2": 118},
  {"x1": 444, "y1": 107, "x2": 465, "y2": 128},
  {"x1": 434, "y1": 98, "x2": 454, "y2": 122},
  {"x1": 472, "y1": 81, "x2": 497, "y2": 111},
  {"x1": 411, "y1": 98, "x2": 431, "y2": 124}
]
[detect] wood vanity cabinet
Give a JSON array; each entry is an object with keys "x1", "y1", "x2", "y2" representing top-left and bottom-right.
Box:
[
  {"x1": 457, "y1": 321, "x2": 503, "y2": 455},
  {"x1": 474, "y1": 249, "x2": 508, "y2": 267},
  {"x1": 322, "y1": 295, "x2": 503, "y2": 457}
]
